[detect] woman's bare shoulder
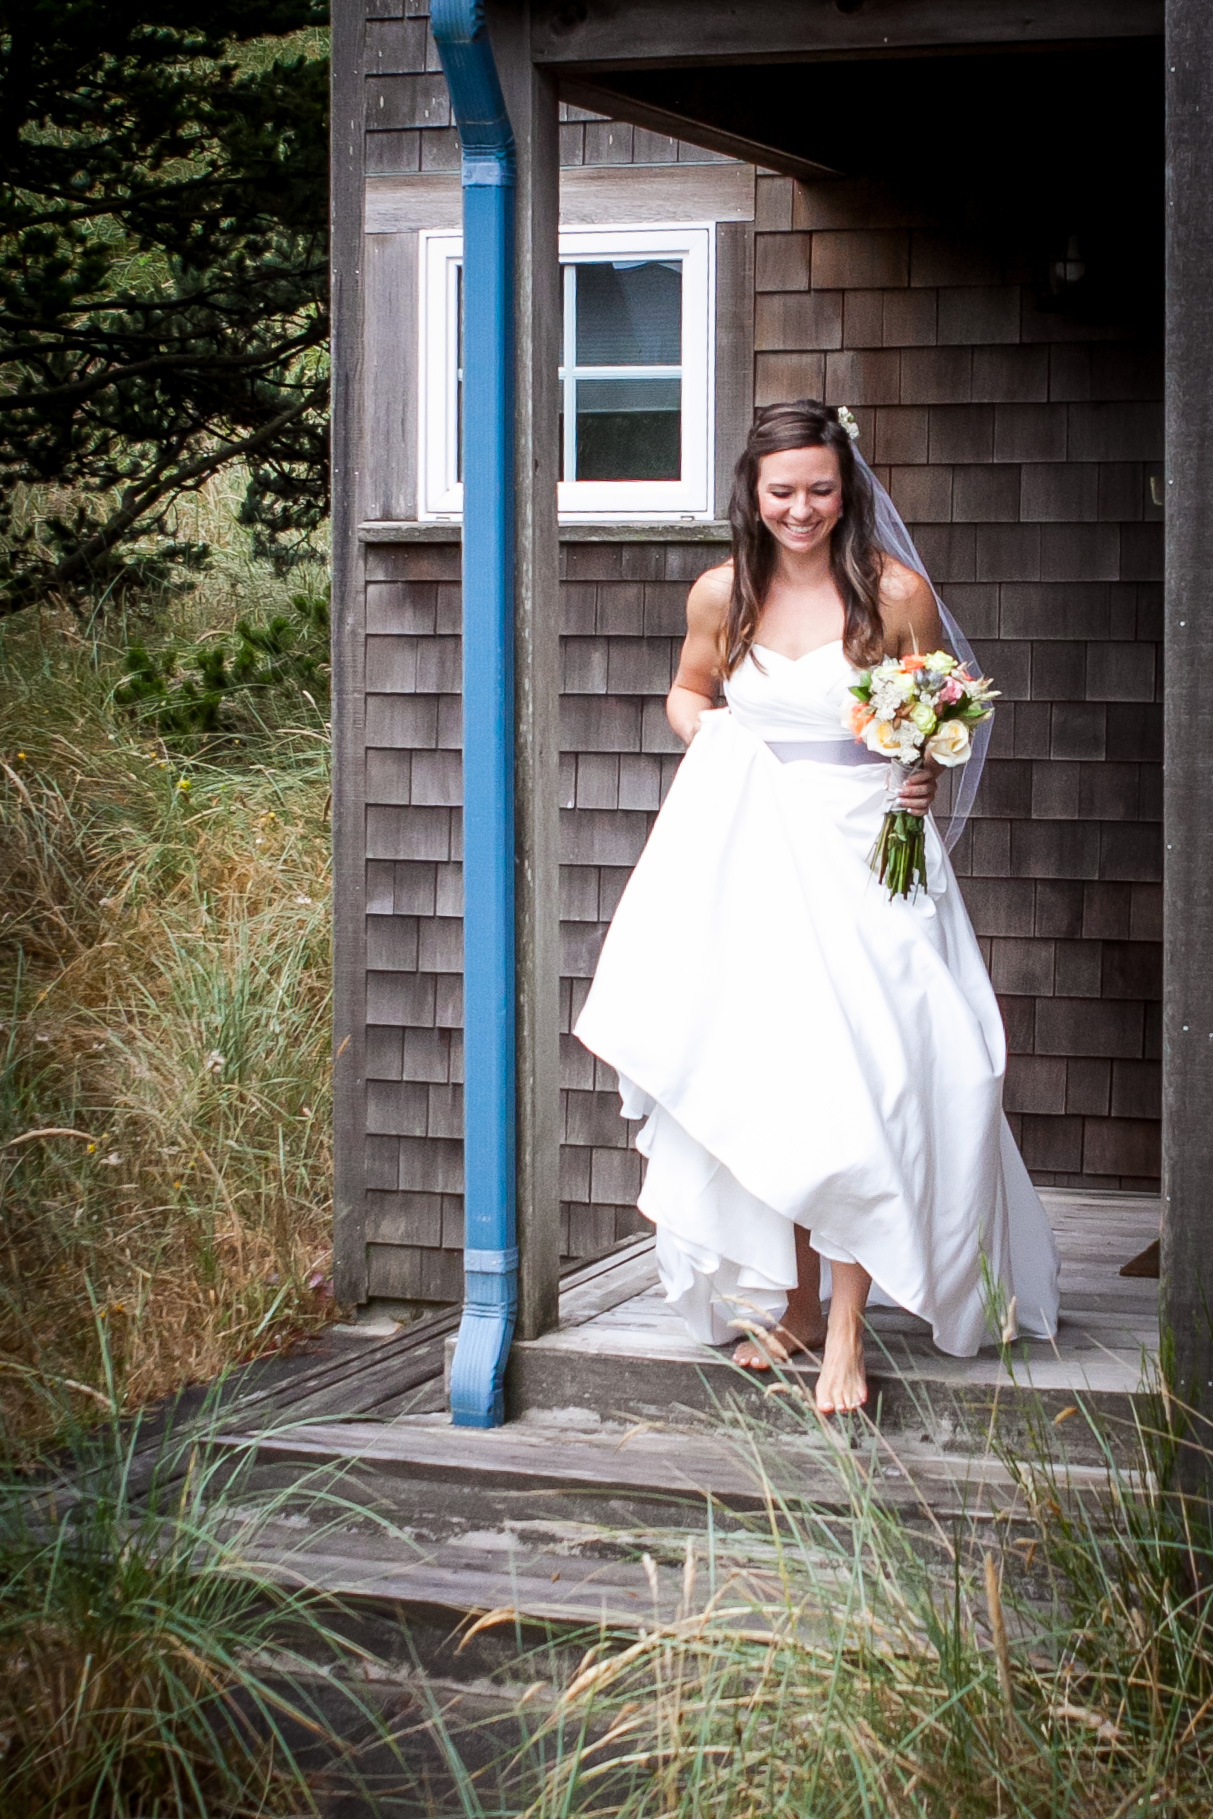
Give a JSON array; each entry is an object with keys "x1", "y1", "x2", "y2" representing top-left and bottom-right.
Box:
[
  {"x1": 877, "y1": 553, "x2": 931, "y2": 609},
  {"x1": 878, "y1": 553, "x2": 941, "y2": 649},
  {"x1": 686, "y1": 559, "x2": 733, "y2": 631}
]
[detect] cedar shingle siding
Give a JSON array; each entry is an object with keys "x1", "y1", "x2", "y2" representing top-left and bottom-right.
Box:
[
  {"x1": 348, "y1": 3, "x2": 1161, "y2": 1309},
  {"x1": 752, "y1": 172, "x2": 1162, "y2": 1192}
]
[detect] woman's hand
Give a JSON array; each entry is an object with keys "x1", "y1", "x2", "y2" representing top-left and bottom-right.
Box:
[
  {"x1": 667, "y1": 686, "x2": 714, "y2": 745},
  {"x1": 896, "y1": 760, "x2": 940, "y2": 815}
]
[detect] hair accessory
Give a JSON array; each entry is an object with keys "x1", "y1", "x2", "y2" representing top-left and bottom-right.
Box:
[{"x1": 836, "y1": 405, "x2": 860, "y2": 442}]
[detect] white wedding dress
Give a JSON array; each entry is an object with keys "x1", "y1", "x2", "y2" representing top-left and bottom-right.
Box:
[{"x1": 575, "y1": 639, "x2": 1060, "y2": 1357}]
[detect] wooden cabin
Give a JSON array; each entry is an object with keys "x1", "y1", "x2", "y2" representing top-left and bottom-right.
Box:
[{"x1": 328, "y1": 0, "x2": 1211, "y2": 1429}]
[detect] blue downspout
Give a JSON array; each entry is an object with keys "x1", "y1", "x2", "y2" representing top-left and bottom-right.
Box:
[{"x1": 431, "y1": 0, "x2": 518, "y2": 1428}]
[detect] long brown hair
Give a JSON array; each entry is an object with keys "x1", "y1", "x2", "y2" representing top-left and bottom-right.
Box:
[{"x1": 722, "y1": 400, "x2": 884, "y2": 676}]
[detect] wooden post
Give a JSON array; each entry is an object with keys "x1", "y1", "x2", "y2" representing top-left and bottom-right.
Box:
[
  {"x1": 490, "y1": 1, "x2": 562, "y2": 1341},
  {"x1": 330, "y1": 0, "x2": 370, "y2": 1307},
  {"x1": 1162, "y1": 0, "x2": 1213, "y2": 1482}
]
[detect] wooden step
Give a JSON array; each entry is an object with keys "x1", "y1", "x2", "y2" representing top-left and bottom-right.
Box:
[
  {"x1": 500, "y1": 1333, "x2": 1153, "y2": 1465},
  {"x1": 485, "y1": 1198, "x2": 1161, "y2": 1468},
  {"x1": 214, "y1": 1412, "x2": 1131, "y2": 1684},
  {"x1": 218, "y1": 1405, "x2": 1126, "y2": 1533}
]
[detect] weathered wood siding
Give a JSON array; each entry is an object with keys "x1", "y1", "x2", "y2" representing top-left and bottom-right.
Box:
[
  {"x1": 360, "y1": 529, "x2": 724, "y2": 1305},
  {"x1": 751, "y1": 172, "x2": 1162, "y2": 1189}
]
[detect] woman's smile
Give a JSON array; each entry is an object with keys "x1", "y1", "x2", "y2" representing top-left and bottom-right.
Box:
[{"x1": 755, "y1": 444, "x2": 845, "y2": 556}]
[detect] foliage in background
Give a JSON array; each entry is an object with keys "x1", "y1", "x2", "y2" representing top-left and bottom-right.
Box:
[
  {"x1": 0, "y1": 481, "x2": 335, "y2": 1455},
  {"x1": 116, "y1": 585, "x2": 330, "y2": 740},
  {"x1": 0, "y1": 0, "x2": 330, "y2": 619}
]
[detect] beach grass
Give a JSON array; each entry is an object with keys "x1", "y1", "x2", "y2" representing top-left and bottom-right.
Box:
[
  {"x1": 0, "y1": 480, "x2": 336, "y2": 1456},
  {"x1": 445, "y1": 1384, "x2": 1213, "y2": 1819},
  {"x1": 0, "y1": 1388, "x2": 412, "y2": 1817}
]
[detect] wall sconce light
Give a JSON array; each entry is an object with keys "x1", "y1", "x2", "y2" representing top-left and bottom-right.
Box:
[{"x1": 1050, "y1": 234, "x2": 1086, "y2": 292}]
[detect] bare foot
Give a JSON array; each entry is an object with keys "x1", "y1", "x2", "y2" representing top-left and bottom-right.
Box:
[
  {"x1": 732, "y1": 1328, "x2": 787, "y2": 1370},
  {"x1": 814, "y1": 1309, "x2": 868, "y2": 1413},
  {"x1": 732, "y1": 1312, "x2": 827, "y2": 1371},
  {"x1": 732, "y1": 1230, "x2": 828, "y2": 1371}
]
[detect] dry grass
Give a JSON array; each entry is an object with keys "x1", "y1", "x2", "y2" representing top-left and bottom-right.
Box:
[
  {"x1": 0, "y1": 518, "x2": 336, "y2": 1453},
  {"x1": 0, "y1": 1406, "x2": 406, "y2": 1818},
  {"x1": 500, "y1": 1393, "x2": 1213, "y2": 1819}
]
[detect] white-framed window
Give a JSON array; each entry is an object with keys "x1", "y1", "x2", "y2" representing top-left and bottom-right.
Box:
[{"x1": 418, "y1": 222, "x2": 715, "y2": 521}]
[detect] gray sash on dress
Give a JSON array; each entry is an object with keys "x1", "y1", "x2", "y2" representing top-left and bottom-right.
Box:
[{"x1": 767, "y1": 738, "x2": 887, "y2": 767}]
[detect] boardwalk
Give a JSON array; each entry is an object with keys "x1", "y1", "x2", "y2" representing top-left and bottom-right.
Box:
[{"x1": 510, "y1": 1189, "x2": 1160, "y2": 1408}]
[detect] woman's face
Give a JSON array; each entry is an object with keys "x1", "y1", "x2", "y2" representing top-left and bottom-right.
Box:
[{"x1": 756, "y1": 444, "x2": 844, "y2": 557}]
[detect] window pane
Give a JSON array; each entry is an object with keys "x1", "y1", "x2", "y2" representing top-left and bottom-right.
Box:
[
  {"x1": 574, "y1": 261, "x2": 682, "y2": 367},
  {"x1": 575, "y1": 377, "x2": 681, "y2": 481}
]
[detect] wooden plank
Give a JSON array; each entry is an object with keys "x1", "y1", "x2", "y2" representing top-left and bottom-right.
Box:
[
  {"x1": 492, "y1": 2, "x2": 564, "y2": 1339},
  {"x1": 361, "y1": 230, "x2": 418, "y2": 521},
  {"x1": 1163, "y1": 0, "x2": 1213, "y2": 1468},
  {"x1": 229, "y1": 1244, "x2": 649, "y2": 1432},
  {"x1": 239, "y1": 1543, "x2": 686, "y2": 1628},
  {"x1": 533, "y1": 0, "x2": 1163, "y2": 70},
  {"x1": 364, "y1": 162, "x2": 756, "y2": 233},
  {"x1": 331, "y1": 0, "x2": 372, "y2": 1305},
  {"x1": 365, "y1": 172, "x2": 461, "y2": 231},
  {"x1": 270, "y1": 1335, "x2": 454, "y2": 1422},
  {"x1": 559, "y1": 80, "x2": 838, "y2": 184},
  {"x1": 225, "y1": 1417, "x2": 770, "y2": 1500},
  {"x1": 361, "y1": 520, "x2": 733, "y2": 542},
  {"x1": 557, "y1": 160, "x2": 755, "y2": 223},
  {"x1": 220, "y1": 1409, "x2": 1019, "y2": 1516},
  {"x1": 557, "y1": 1246, "x2": 659, "y2": 1327},
  {"x1": 713, "y1": 217, "x2": 754, "y2": 518}
]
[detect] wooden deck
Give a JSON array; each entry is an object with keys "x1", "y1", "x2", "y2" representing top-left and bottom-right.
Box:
[
  {"x1": 208, "y1": 1189, "x2": 1160, "y2": 1675},
  {"x1": 193, "y1": 1186, "x2": 1159, "y2": 1452},
  {"x1": 501, "y1": 1189, "x2": 1160, "y2": 1425}
]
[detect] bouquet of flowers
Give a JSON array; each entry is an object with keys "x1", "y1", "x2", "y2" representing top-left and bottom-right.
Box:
[{"x1": 842, "y1": 651, "x2": 997, "y2": 899}]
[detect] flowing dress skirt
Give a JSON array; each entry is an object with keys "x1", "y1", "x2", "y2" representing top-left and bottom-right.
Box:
[{"x1": 575, "y1": 708, "x2": 1059, "y2": 1356}]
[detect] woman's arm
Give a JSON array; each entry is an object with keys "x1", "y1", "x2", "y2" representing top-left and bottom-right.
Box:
[{"x1": 667, "y1": 563, "x2": 732, "y2": 744}]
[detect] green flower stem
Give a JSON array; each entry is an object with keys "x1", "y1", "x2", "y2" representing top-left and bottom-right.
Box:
[{"x1": 871, "y1": 808, "x2": 928, "y2": 900}]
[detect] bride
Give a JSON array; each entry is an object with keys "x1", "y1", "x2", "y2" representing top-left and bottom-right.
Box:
[{"x1": 575, "y1": 399, "x2": 1060, "y2": 1414}]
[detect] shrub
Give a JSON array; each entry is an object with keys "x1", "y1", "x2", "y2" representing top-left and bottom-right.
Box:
[{"x1": 114, "y1": 587, "x2": 330, "y2": 741}]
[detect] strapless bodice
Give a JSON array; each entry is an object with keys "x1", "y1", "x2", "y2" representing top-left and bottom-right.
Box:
[{"x1": 724, "y1": 640, "x2": 857, "y2": 743}]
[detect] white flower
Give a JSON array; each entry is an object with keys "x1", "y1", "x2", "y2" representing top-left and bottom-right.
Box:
[
  {"x1": 836, "y1": 404, "x2": 860, "y2": 441},
  {"x1": 869, "y1": 683, "x2": 904, "y2": 719},
  {"x1": 924, "y1": 650, "x2": 957, "y2": 673},
  {"x1": 863, "y1": 719, "x2": 902, "y2": 756},
  {"x1": 925, "y1": 719, "x2": 973, "y2": 767}
]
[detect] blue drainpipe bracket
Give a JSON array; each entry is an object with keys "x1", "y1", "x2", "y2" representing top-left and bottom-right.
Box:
[{"x1": 432, "y1": 0, "x2": 520, "y2": 1430}]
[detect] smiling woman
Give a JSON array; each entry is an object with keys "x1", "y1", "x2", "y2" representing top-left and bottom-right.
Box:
[{"x1": 576, "y1": 398, "x2": 1061, "y2": 1415}]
